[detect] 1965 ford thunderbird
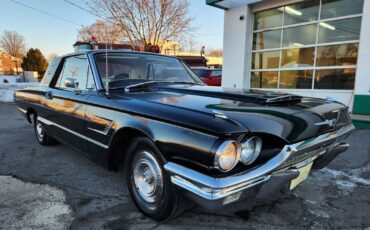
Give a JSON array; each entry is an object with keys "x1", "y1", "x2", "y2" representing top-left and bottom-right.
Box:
[{"x1": 14, "y1": 50, "x2": 354, "y2": 221}]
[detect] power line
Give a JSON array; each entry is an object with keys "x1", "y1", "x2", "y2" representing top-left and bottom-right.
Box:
[
  {"x1": 9, "y1": 0, "x2": 81, "y2": 26},
  {"x1": 63, "y1": 0, "x2": 108, "y2": 21}
]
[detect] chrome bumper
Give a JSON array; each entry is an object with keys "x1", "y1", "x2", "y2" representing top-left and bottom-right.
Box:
[{"x1": 164, "y1": 124, "x2": 355, "y2": 209}]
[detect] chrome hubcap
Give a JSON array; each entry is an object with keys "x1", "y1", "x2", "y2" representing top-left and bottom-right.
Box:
[
  {"x1": 133, "y1": 151, "x2": 163, "y2": 203},
  {"x1": 36, "y1": 121, "x2": 44, "y2": 140}
]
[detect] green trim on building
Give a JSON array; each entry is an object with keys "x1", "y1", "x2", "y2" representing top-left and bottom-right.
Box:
[
  {"x1": 206, "y1": 0, "x2": 228, "y2": 10},
  {"x1": 353, "y1": 95, "x2": 370, "y2": 115},
  {"x1": 352, "y1": 119, "x2": 370, "y2": 129},
  {"x1": 206, "y1": 0, "x2": 222, "y2": 4}
]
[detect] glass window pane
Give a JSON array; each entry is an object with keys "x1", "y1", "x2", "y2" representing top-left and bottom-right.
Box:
[
  {"x1": 57, "y1": 56, "x2": 88, "y2": 90},
  {"x1": 281, "y1": 47, "x2": 315, "y2": 68},
  {"x1": 316, "y1": 43, "x2": 359, "y2": 67},
  {"x1": 86, "y1": 68, "x2": 96, "y2": 90},
  {"x1": 192, "y1": 69, "x2": 211, "y2": 78},
  {"x1": 321, "y1": 0, "x2": 364, "y2": 19},
  {"x1": 314, "y1": 68, "x2": 355, "y2": 89},
  {"x1": 253, "y1": 30, "x2": 281, "y2": 50},
  {"x1": 254, "y1": 8, "x2": 283, "y2": 30},
  {"x1": 252, "y1": 51, "x2": 280, "y2": 69},
  {"x1": 282, "y1": 24, "x2": 317, "y2": 47},
  {"x1": 280, "y1": 70, "x2": 313, "y2": 89},
  {"x1": 318, "y1": 18, "x2": 362, "y2": 43},
  {"x1": 284, "y1": 1, "x2": 320, "y2": 25},
  {"x1": 251, "y1": 71, "x2": 278, "y2": 88}
]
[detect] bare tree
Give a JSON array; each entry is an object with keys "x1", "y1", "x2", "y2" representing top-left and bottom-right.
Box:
[
  {"x1": 89, "y1": 0, "x2": 194, "y2": 49},
  {"x1": 47, "y1": 53, "x2": 59, "y2": 62},
  {"x1": 0, "y1": 30, "x2": 26, "y2": 58},
  {"x1": 78, "y1": 20, "x2": 123, "y2": 44},
  {"x1": 207, "y1": 49, "x2": 223, "y2": 57}
]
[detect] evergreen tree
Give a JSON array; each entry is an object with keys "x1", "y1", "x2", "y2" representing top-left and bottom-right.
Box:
[{"x1": 22, "y1": 48, "x2": 48, "y2": 75}]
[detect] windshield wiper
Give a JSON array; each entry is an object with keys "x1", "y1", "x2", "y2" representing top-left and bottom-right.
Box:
[
  {"x1": 169, "y1": 81, "x2": 204, "y2": 86},
  {"x1": 124, "y1": 81, "x2": 203, "y2": 92}
]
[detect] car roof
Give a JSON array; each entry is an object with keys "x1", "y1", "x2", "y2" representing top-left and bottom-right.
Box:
[{"x1": 59, "y1": 49, "x2": 180, "y2": 60}]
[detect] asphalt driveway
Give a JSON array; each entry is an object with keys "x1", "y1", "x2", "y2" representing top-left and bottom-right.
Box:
[{"x1": 0, "y1": 102, "x2": 369, "y2": 229}]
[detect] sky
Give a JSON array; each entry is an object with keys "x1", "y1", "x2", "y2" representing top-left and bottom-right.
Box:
[{"x1": 0, "y1": 0, "x2": 224, "y2": 57}]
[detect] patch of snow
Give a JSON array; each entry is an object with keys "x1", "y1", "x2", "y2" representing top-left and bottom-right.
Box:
[
  {"x1": 308, "y1": 209, "x2": 330, "y2": 219},
  {"x1": 0, "y1": 83, "x2": 38, "y2": 102},
  {"x1": 321, "y1": 168, "x2": 370, "y2": 188},
  {"x1": 0, "y1": 176, "x2": 74, "y2": 229},
  {"x1": 304, "y1": 199, "x2": 318, "y2": 205},
  {"x1": 335, "y1": 180, "x2": 357, "y2": 191},
  {"x1": 0, "y1": 75, "x2": 22, "y2": 84}
]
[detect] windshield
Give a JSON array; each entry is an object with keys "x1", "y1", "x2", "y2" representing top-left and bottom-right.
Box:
[{"x1": 94, "y1": 53, "x2": 203, "y2": 89}]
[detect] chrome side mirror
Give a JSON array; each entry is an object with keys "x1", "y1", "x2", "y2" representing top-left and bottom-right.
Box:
[
  {"x1": 64, "y1": 78, "x2": 81, "y2": 94},
  {"x1": 64, "y1": 78, "x2": 79, "y2": 88}
]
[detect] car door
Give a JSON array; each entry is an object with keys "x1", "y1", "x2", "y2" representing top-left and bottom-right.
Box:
[
  {"x1": 43, "y1": 55, "x2": 91, "y2": 153},
  {"x1": 210, "y1": 70, "x2": 222, "y2": 86}
]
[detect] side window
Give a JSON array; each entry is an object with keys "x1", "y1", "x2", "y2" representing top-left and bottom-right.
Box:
[
  {"x1": 86, "y1": 67, "x2": 96, "y2": 90},
  {"x1": 54, "y1": 56, "x2": 89, "y2": 90}
]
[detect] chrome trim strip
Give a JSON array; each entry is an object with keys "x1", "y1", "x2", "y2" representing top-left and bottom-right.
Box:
[
  {"x1": 167, "y1": 164, "x2": 270, "y2": 200},
  {"x1": 17, "y1": 107, "x2": 27, "y2": 114},
  {"x1": 37, "y1": 117, "x2": 109, "y2": 149},
  {"x1": 288, "y1": 124, "x2": 354, "y2": 153},
  {"x1": 87, "y1": 127, "x2": 108, "y2": 135},
  {"x1": 87, "y1": 122, "x2": 114, "y2": 136},
  {"x1": 164, "y1": 124, "x2": 355, "y2": 201}
]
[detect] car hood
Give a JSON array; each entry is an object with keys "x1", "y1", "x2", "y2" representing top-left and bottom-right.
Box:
[{"x1": 112, "y1": 85, "x2": 351, "y2": 143}]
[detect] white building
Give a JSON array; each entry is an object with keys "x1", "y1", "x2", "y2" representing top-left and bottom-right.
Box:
[{"x1": 207, "y1": 0, "x2": 370, "y2": 116}]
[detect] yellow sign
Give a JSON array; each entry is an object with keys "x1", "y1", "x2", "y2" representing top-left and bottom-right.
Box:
[{"x1": 290, "y1": 162, "x2": 313, "y2": 190}]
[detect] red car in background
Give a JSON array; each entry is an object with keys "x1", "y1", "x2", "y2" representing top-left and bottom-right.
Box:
[
  {"x1": 177, "y1": 56, "x2": 208, "y2": 67},
  {"x1": 191, "y1": 67, "x2": 222, "y2": 86}
]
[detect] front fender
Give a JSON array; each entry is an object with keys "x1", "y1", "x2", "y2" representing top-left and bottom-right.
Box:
[{"x1": 111, "y1": 115, "x2": 219, "y2": 172}]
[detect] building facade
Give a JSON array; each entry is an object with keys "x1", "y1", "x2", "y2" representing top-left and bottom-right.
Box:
[
  {"x1": 207, "y1": 0, "x2": 370, "y2": 115},
  {"x1": 0, "y1": 50, "x2": 23, "y2": 75}
]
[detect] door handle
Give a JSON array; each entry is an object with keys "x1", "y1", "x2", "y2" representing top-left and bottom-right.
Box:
[{"x1": 45, "y1": 92, "x2": 53, "y2": 99}]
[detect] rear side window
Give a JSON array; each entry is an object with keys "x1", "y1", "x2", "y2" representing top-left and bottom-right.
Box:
[{"x1": 41, "y1": 58, "x2": 61, "y2": 86}]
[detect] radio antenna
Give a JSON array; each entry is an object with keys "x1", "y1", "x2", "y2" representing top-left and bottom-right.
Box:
[{"x1": 105, "y1": 25, "x2": 110, "y2": 98}]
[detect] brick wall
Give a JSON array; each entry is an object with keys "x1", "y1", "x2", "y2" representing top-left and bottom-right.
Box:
[{"x1": 0, "y1": 51, "x2": 23, "y2": 75}]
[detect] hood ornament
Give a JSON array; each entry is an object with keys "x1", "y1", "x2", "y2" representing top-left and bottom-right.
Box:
[
  {"x1": 315, "y1": 110, "x2": 340, "y2": 128},
  {"x1": 315, "y1": 118, "x2": 337, "y2": 128},
  {"x1": 213, "y1": 110, "x2": 228, "y2": 119}
]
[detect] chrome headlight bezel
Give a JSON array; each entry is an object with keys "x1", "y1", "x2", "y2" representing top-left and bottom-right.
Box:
[
  {"x1": 214, "y1": 140, "x2": 241, "y2": 172},
  {"x1": 240, "y1": 136, "x2": 262, "y2": 165}
]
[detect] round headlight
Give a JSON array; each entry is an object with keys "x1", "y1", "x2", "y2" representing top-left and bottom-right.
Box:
[
  {"x1": 214, "y1": 140, "x2": 241, "y2": 172},
  {"x1": 240, "y1": 136, "x2": 262, "y2": 165}
]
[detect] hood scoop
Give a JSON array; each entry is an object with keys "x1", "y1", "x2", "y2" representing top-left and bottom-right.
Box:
[
  {"x1": 264, "y1": 95, "x2": 303, "y2": 104},
  {"x1": 152, "y1": 85, "x2": 302, "y2": 105}
]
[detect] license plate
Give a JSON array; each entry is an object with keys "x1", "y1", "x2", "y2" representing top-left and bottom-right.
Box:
[{"x1": 290, "y1": 162, "x2": 313, "y2": 190}]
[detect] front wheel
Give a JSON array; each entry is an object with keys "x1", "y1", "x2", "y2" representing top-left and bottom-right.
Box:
[{"x1": 123, "y1": 137, "x2": 192, "y2": 221}]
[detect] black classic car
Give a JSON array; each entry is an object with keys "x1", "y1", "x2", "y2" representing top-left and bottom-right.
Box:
[{"x1": 14, "y1": 50, "x2": 354, "y2": 221}]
